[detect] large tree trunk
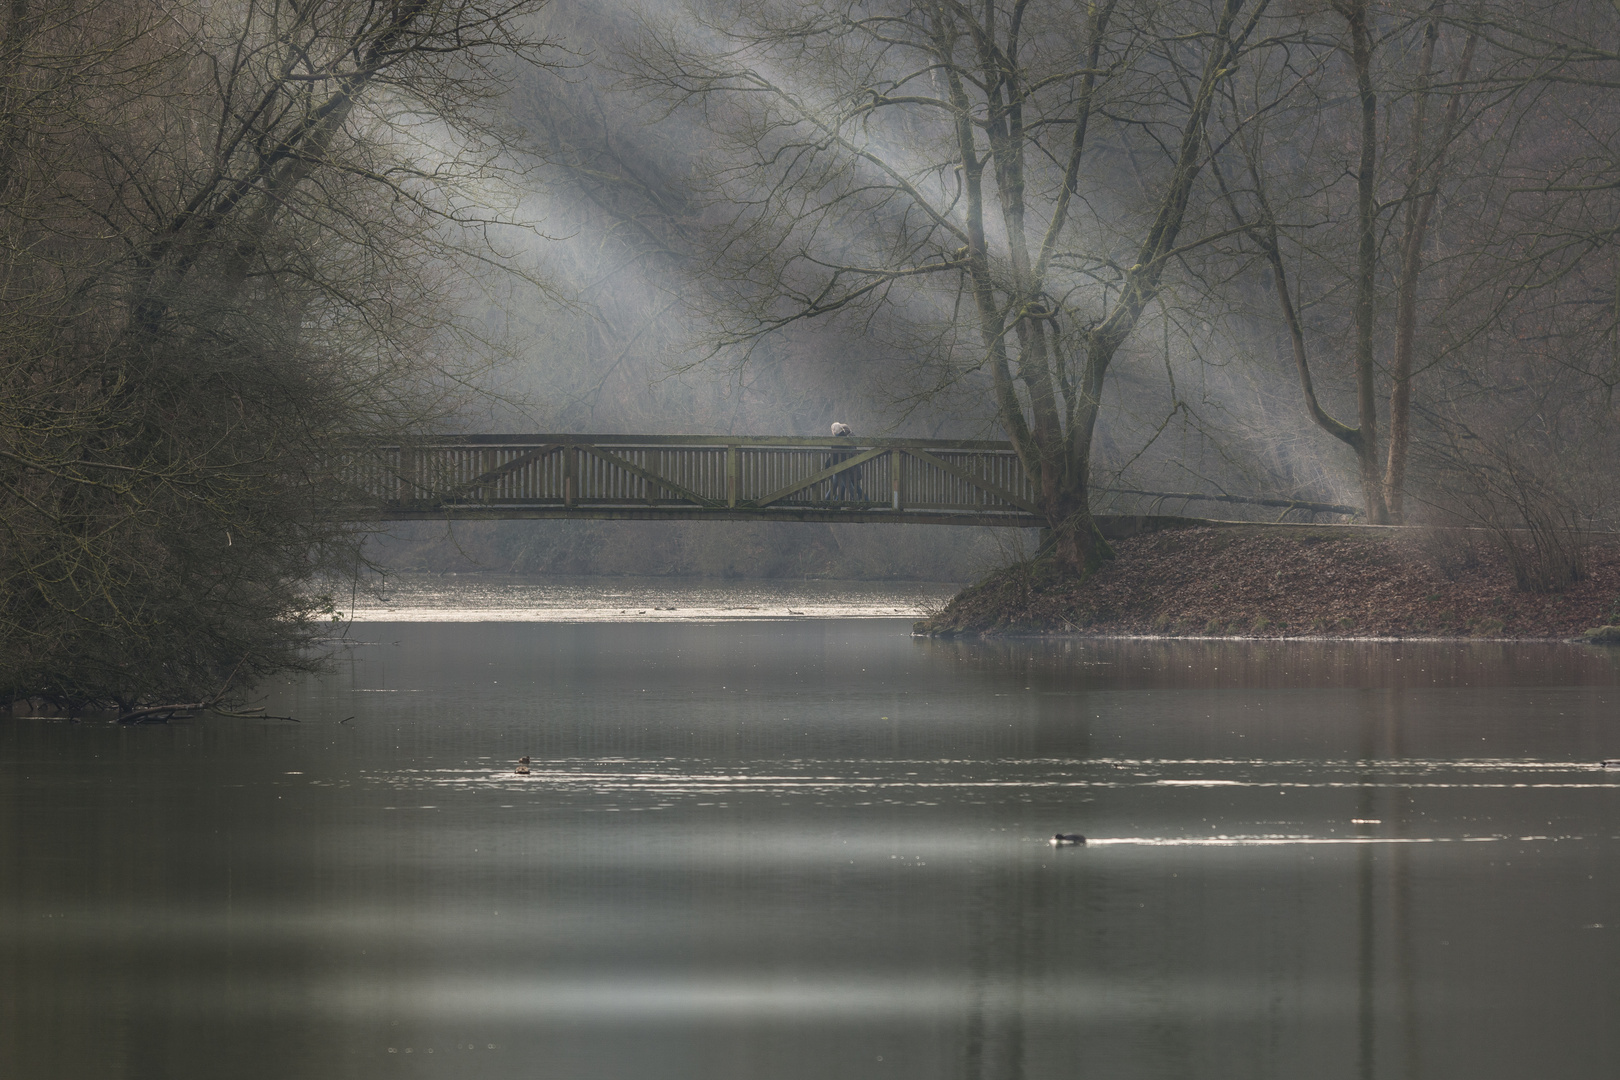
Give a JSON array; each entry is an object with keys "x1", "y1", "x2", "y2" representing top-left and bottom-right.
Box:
[
  {"x1": 1047, "y1": 403, "x2": 1113, "y2": 575},
  {"x1": 1384, "y1": 22, "x2": 1477, "y2": 523},
  {"x1": 993, "y1": 0, "x2": 1251, "y2": 574},
  {"x1": 1345, "y1": 0, "x2": 1390, "y2": 525}
]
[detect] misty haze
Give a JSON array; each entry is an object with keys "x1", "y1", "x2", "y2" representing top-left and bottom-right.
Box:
[{"x1": 4, "y1": 1, "x2": 1620, "y2": 1078}]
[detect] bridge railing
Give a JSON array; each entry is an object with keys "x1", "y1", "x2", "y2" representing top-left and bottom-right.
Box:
[
  {"x1": 342, "y1": 434, "x2": 1362, "y2": 524},
  {"x1": 345, "y1": 434, "x2": 1042, "y2": 523}
]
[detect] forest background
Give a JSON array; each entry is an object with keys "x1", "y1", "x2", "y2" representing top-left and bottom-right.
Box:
[
  {"x1": 5, "y1": 0, "x2": 1620, "y2": 710},
  {"x1": 393, "y1": 0, "x2": 1620, "y2": 581}
]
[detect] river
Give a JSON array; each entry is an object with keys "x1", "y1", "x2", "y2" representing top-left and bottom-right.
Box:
[{"x1": 3, "y1": 577, "x2": 1619, "y2": 1078}]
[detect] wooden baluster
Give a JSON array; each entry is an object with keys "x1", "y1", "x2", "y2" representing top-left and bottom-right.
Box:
[
  {"x1": 399, "y1": 447, "x2": 414, "y2": 506},
  {"x1": 564, "y1": 443, "x2": 577, "y2": 507}
]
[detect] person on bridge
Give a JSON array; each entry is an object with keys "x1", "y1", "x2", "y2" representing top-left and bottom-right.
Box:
[{"x1": 827, "y1": 422, "x2": 865, "y2": 503}]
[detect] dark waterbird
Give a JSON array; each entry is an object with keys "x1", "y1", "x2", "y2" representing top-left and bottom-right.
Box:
[
  {"x1": 515, "y1": 756, "x2": 531, "y2": 775},
  {"x1": 1049, "y1": 833, "x2": 1086, "y2": 847}
]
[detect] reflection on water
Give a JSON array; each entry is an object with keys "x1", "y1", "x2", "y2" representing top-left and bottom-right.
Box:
[{"x1": 3, "y1": 615, "x2": 1619, "y2": 1079}]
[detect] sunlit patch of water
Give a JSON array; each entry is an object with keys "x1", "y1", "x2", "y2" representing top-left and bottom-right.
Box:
[
  {"x1": 1086, "y1": 835, "x2": 1527, "y2": 846},
  {"x1": 362, "y1": 755, "x2": 1620, "y2": 798},
  {"x1": 337, "y1": 573, "x2": 957, "y2": 622},
  {"x1": 12, "y1": 619, "x2": 1620, "y2": 1079},
  {"x1": 70, "y1": 971, "x2": 1366, "y2": 1022}
]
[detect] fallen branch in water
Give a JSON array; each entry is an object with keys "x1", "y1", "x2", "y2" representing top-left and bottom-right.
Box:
[
  {"x1": 211, "y1": 707, "x2": 299, "y2": 722},
  {"x1": 118, "y1": 703, "x2": 300, "y2": 723},
  {"x1": 117, "y1": 702, "x2": 211, "y2": 723},
  {"x1": 115, "y1": 658, "x2": 306, "y2": 723}
]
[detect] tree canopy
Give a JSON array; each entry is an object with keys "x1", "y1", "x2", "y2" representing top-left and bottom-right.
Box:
[{"x1": 0, "y1": 0, "x2": 552, "y2": 713}]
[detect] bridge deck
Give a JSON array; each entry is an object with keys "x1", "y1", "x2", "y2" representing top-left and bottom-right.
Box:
[{"x1": 344, "y1": 434, "x2": 1360, "y2": 525}]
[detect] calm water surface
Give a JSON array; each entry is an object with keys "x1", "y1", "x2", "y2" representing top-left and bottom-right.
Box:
[{"x1": 4, "y1": 590, "x2": 1620, "y2": 1079}]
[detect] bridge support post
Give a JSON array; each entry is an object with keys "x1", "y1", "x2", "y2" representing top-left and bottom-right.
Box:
[
  {"x1": 891, "y1": 449, "x2": 902, "y2": 511},
  {"x1": 727, "y1": 444, "x2": 738, "y2": 508},
  {"x1": 564, "y1": 443, "x2": 576, "y2": 507}
]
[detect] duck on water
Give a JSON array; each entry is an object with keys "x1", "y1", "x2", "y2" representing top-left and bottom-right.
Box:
[{"x1": 1050, "y1": 833, "x2": 1086, "y2": 847}]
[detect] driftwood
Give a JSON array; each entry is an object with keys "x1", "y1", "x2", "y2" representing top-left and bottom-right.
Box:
[
  {"x1": 211, "y1": 706, "x2": 301, "y2": 722},
  {"x1": 113, "y1": 659, "x2": 301, "y2": 723},
  {"x1": 117, "y1": 702, "x2": 212, "y2": 723},
  {"x1": 117, "y1": 703, "x2": 300, "y2": 723}
]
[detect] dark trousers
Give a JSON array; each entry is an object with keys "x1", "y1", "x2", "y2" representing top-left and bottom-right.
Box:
[{"x1": 825, "y1": 452, "x2": 865, "y2": 501}]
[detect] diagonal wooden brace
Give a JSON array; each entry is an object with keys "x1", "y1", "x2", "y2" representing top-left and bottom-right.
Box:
[
  {"x1": 901, "y1": 447, "x2": 1040, "y2": 514},
  {"x1": 433, "y1": 444, "x2": 562, "y2": 501},
  {"x1": 753, "y1": 445, "x2": 888, "y2": 507},
  {"x1": 579, "y1": 444, "x2": 718, "y2": 507}
]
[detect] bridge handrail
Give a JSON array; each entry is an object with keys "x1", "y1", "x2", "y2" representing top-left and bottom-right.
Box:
[{"x1": 389, "y1": 433, "x2": 1021, "y2": 451}]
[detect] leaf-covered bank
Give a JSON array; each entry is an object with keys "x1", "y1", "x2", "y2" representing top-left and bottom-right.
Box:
[{"x1": 916, "y1": 526, "x2": 1620, "y2": 640}]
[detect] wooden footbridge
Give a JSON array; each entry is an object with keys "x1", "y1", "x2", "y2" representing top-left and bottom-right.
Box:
[{"x1": 346, "y1": 434, "x2": 1360, "y2": 526}]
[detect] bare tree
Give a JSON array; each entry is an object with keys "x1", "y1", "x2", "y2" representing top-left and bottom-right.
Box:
[
  {"x1": 0, "y1": 0, "x2": 553, "y2": 713},
  {"x1": 1218, "y1": 1, "x2": 1493, "y2": 524},
  {"x1": 615, "y1": 0, "x2": 1280, "y2": 573}
]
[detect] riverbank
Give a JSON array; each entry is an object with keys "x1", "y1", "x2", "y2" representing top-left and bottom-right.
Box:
[{"x1": 916, "y1": 524, "x2": 1620, "y2": 640}]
